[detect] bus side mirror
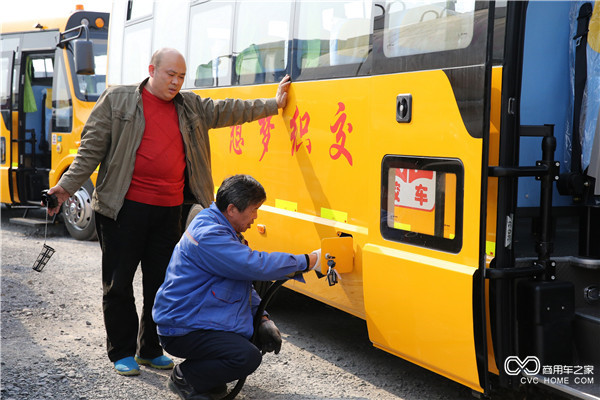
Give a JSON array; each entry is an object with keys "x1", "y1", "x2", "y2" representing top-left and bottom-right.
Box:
[{"x1": 74, "y1": 39, "x2": 95, "y2": 75}]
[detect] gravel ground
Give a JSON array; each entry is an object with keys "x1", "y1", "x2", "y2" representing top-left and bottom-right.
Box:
[{"x1": 1, "y1": 206, "x2": 572, "y2": 400}]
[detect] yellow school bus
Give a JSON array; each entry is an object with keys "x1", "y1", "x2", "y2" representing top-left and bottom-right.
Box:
[
  {"x1": 108, "y1": 1, "x2": 599, "y2": 398},
  {"x1": 1, "y1": 7, "x2": 109, "y2": 240}
]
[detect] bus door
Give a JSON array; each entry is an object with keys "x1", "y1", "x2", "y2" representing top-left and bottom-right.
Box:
[
  {"x1": 361, "y1": 1, "x2": 494, "y2": 393},
  {"x1": 14, "y1": 51, "x2": 55, "y2": 205},
  {"x1": 1, "y1": 50, "x2": 16, "y2": 203}
]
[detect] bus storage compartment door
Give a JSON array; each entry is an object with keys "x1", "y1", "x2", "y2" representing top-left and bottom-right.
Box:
[
  {"x1": 516, "y1": 279, "x2": 575, "y2": 365},
  {"x1": 320, "y1": 236, "x2": 354, "y2": 275}
]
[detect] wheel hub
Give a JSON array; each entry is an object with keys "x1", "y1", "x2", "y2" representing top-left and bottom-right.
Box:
[{"x1": 63, "y1": 187, "x2": 93, "y2": 231}]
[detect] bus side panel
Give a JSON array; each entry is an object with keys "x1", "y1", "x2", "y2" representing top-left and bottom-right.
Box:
[
  {"x1": 49, "y1": 49, "x2": 97, "y2": 188},
  {"x1": 200, "y1": 77, "x2": 373, "y2": 318},
  {"x1": 363, "y1": 245, "x2": 479, "y2": 391},
  {"x1": 485, "y1": 66, "x2": 503, "y2": 376},
  {"x1": 0, "y1": 111, "x2": 15, "y2": 203},
  {"x1": 363, "y1": 70, "x2": 484, "y2": 392},
  {"x1": 0, "y1": 111, "x2": 20, "y2": 204}
]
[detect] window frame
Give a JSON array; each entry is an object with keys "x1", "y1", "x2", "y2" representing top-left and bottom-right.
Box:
[
  {"x1": 231, "y1": 0, "x2": 293, "y2": 86},
  {"x1": 372, "y1": 1, "x2": 489, "y2": 75},
  {"x1": 52, "y1": 48, "x2": 73, "y2": 133},
  {"x1": 291, "y1": 0, "x2": 374, "y2": 82},
  {"x1": 187, "y1": 0, "x2": 235, "y2": 88},
  {"x1": 380, "y1": 155, "x2": 464, "y2": 253}
]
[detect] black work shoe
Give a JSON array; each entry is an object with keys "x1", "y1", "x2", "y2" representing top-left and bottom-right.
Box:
[
  {"x1": 167, "y1": 365, "x2": 212, "y2": 400},
  {"x1": 209, "y1": 384, "x2": 228, "y2": 398}
]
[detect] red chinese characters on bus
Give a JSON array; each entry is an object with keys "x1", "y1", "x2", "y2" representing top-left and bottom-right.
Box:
[
  {"x1": 329, "y1": 102, "x2": 353, "y2": 166},
  {"x1": 230, "y1": 125, "x2": 244, "y2": 155},
  {"x1": 258, "y1": 116, "x2": 274, "y2": 161},
  {"x1": 289, "y1": 106, "x2": 311, "y2": 155},
  {"x1": 394, "y1": 169, "x2": 436, "y2": 211}
]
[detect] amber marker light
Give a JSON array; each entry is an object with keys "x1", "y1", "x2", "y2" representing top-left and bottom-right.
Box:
[
  {"x1": 256, "y1": 224, "x2": 266, "y2": 234},
  {"x1": 75, "y1": 4, "x2": 84, "y2": 10},
  {"x1": 95, "y1": 18, "x2": 105, "y2": 28}
]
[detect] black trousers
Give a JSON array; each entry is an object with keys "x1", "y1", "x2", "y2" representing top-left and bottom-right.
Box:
[
  {"x1": 159, "y1": 330, "x2": 262, "y2": 393},
  {"x1": 95, "y1": 200, "x2": 182, "y2": 362}
]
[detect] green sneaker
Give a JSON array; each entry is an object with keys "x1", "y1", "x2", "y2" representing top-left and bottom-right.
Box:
[{"x1": 135, "y1": 354, "x2": 174, "y2": 370}]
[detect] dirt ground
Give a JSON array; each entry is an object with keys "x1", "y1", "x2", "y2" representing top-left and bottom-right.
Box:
[{"x1": 1, "y1": 206, "x2": 571, "y2": 400}]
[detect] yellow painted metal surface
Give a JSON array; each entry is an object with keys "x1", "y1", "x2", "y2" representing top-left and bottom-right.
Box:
[
  {"x1": 1, "y1": 45, "x2": 99, "y2": 206},
  {"x1": 194, "y1": 66, "x2": 485, "y2": 392},
  {"x1": 363, "y1": 70, "x2": 483, "y2": 392},
  {"x1": 363, "y1": 244, "x2": 480, "y2": 391},
  {"x1": 0, "y1": 111, "x2": 16, "y2": 203},
  {"x1": 321, "y1": 236, "x2": 354, "y2": 274},
  {"x1": 49, "y1": 48, "x2": 97, "y2": 188},
  {"x1": 484, "y1": 66, "x2": 504, "y2": 376}
]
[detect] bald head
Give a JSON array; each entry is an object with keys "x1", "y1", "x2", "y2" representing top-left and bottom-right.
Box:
[
  {"x1": 146, "y1": 48, "x2": 187, "y2": 101},
  {"x1": 150, "y1": 48, "x2": 184, "y2": 70}
]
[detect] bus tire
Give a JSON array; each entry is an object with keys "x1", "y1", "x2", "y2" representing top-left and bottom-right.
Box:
[{"x1": 62, "y1": 179, "x2": 97, "y2": 241}]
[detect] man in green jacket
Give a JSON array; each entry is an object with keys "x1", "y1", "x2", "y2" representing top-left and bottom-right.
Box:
[{"x1": 47, "y1": 47, "x2": 291, "y2": 376}]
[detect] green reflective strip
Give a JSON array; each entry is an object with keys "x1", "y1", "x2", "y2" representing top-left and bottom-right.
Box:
[
  {"x1": 486, "y1": 241, "x2": 496, "y2": 256},
  {"x1": 275, "y1": 199, "x2": 297, "y2": 212},
  {"x1": 11, "y1": 162, "x2": 18, "y2": 168},
  {"x1": 394, "y1": 221, "x2": 411, "y2": 230},
  {"x1": 321, "y1": 207, "x2": 347, "y2": 223}
]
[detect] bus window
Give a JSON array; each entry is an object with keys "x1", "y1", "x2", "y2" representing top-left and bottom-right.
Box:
[
  {"x1": 52, "y1": 49, "x2": 72, "y2": 133},
  {"x1": 127, "y1": 0, "x2": 153, "y2": 21},
  {"x1": 1, "y1": 54, "x2": 12, "y2": 111},
  {"x1": 188, "y1": 2, "x2": 233, "y2": 88},
  {"x1": 295, "y1": 0, "x2": 372, "y2": 80},
  {"x1": 31, "y1": 58, "x2": 53, "y2": 79},
  {"x1": 383, "y1": 0, "x2": 475, "y2": 58},
  {"x1": 233, "y1": 1, "x2": 292, "y2": 85},
  {"x1": 122, "y1": 21, "x2": 152, "y2": 84},
  {"x1": 381, "y1": 156, "x2": 463, "y2": 253}
]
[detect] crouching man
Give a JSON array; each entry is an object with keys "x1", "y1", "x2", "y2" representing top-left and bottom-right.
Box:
[{"x1": 152, "y1": 174, "x2": 320, "y2": 400}]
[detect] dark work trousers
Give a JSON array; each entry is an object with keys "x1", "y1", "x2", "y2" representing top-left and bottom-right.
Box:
[
  {"x1": 159, "y1": 330, "x2": 262, "y2": 393},
  {"x1": 95, "y1": 199, "x2": 182, "y2": 362}
]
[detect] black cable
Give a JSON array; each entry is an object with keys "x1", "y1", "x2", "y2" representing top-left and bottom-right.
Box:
[{"x1": 219, "y1": 279, "x2": 287, "y2": 400}]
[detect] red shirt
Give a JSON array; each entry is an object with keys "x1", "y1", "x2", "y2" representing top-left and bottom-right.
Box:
[{"x1": 125, "y1": 88, "x2": 186, "y2": 207}]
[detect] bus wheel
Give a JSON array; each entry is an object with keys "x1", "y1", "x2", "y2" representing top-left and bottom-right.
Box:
[{"x1": 62, "y1": 179, "x2": 97, "y2": 241}]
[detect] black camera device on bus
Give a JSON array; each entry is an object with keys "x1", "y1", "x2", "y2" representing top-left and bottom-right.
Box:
[{"x1": 41, "y1": 190, "x2": 58, "y2": 209}]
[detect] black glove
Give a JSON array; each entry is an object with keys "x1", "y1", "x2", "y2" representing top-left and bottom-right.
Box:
[{"x1": 257, "y1": 318, "x2": 282, "y2": 355}]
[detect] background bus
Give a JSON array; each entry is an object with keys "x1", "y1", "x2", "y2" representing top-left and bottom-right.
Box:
[
  {"x1": 1, "y1": 7, "x2": 109, "y2": 240},
  {"x1": 107, "y1": 1, "x2": 599, "y2": 399}
]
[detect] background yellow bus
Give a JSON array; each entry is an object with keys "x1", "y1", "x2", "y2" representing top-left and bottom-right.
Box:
[
  {"x1": 107, "y1": 1, "x2": 599, "y2": 398},
  {"x1": 1, "y1": 7, "x2": 109, "y2": 240}
]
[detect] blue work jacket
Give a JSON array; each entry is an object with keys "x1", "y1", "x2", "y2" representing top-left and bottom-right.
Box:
[{"x1": 153, "y1": 202, "x2": 308, "y2": 339}]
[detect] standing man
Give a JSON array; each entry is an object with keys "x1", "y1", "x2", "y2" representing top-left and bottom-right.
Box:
[
  {"x1": 47, "y1": 48, "x2": 291, "y2": 376},
  {"x1": 153, "y1": 174, "x2": 321, "y2": 400}
]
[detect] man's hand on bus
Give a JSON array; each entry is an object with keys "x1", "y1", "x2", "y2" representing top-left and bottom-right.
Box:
[
  {"x1": 276, "y1": 75, "x2": 291, "y2": 109},
  {"x1": 46, "y1": 185, "x2": 71, "y2": 216}
]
